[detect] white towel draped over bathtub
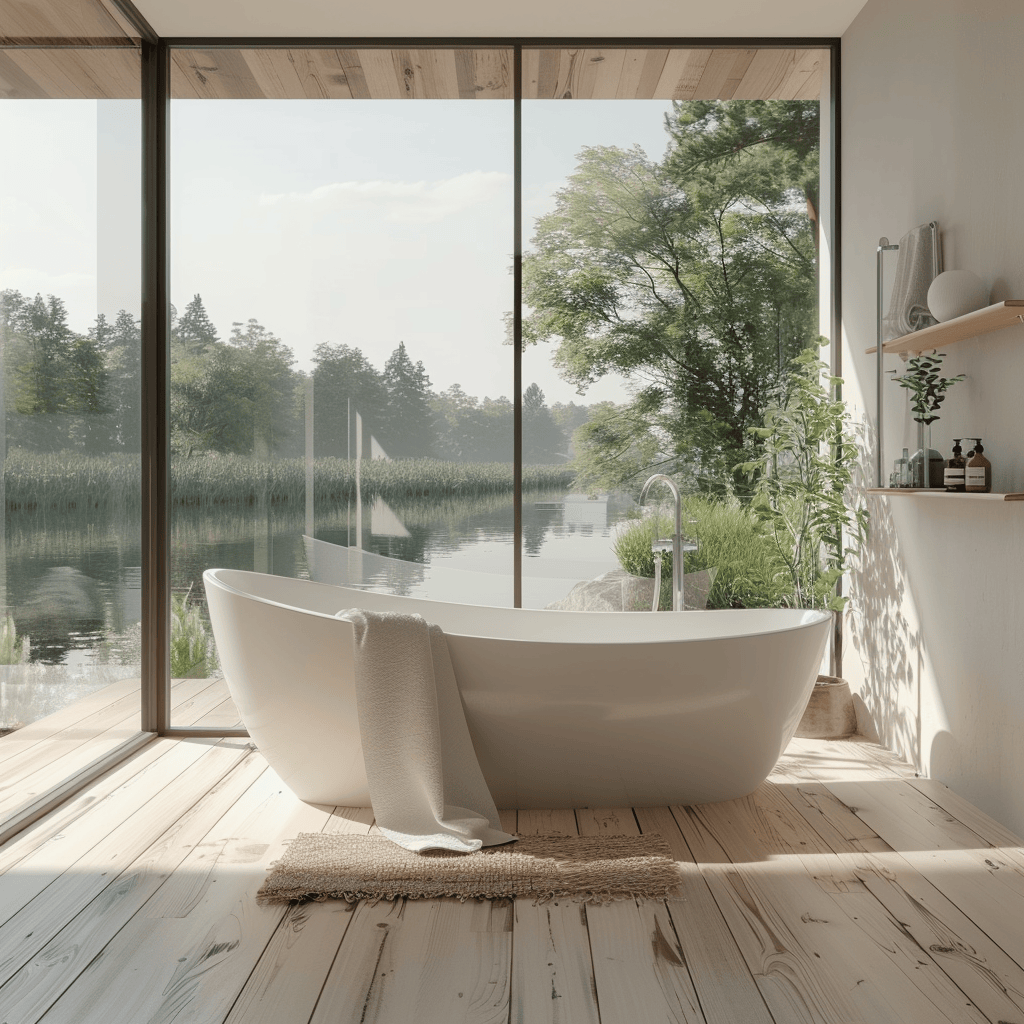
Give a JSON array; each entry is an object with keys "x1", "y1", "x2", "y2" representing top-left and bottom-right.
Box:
[{"x1": 336, "y1": 608, "x2": 516, "y2": 854}]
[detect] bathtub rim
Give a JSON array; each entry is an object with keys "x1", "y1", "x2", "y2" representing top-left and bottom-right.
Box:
[{"x1": 203, "y1": 567, "x2": 832, "y2": 646}]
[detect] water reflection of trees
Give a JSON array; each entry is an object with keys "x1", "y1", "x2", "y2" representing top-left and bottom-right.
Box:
[{"x1": 3, "y1": 485, "x2": 579, "y2": 587}]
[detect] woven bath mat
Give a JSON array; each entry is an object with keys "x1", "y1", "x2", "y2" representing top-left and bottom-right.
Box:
[{"x1": 257, "y1": 832, "x2": 681, "y2": 905}]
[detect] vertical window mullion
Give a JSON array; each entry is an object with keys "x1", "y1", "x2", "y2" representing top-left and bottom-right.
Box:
[
  {"x1": 513, "y1": 44, "x2": 523, "y2": 608},
  {"x1": 141, "y1": 38, "x2": 170, "y2": 733}
]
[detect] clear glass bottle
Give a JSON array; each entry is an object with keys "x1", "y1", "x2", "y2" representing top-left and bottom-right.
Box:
[
  {"x1": 896, "y1": 447, "x2": 911, "y2": 487},
  {"x1": 910, "y1": 424, "x2": 944, "y2": 487}
]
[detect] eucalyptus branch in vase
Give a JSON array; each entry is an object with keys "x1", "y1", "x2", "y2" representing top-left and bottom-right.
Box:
[{"x1": 894, "y1": 350, "x2": 965, "y2": 485}]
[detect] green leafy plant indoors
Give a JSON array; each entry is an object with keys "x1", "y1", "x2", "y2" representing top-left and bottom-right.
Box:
[
  {"x1": 738, "y1": 340, "x2": 869, "y2": 611},
  {"x1": 170, "y1": 594, "x2": 218, "y2": 678},
  {"x1": 894, "y1": 350, "x2": 965, "y2": 424}
]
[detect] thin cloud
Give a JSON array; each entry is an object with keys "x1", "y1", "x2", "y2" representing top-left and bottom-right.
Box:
[{"x1": 259, "y1": 171, "x2": 510, "y2": 224}]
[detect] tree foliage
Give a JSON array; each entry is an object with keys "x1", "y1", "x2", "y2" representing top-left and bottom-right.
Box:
[
  {"x1": 738, "y1": 343, "x2": 868, "y2": 610},
  {"x1": 523, "y1": 99, "x2": 820, "y2": 493},
  {"x1": 1, "y1": 288, "x2": 578, "y2": 469},
  {"x1": 381, "y1": 341, "x2": 434, "y2": 458}
]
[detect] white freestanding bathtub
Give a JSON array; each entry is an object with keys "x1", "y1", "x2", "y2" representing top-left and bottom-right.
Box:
[{"x1": 204, "y1": 568, "x2": 830, "y2": 809}]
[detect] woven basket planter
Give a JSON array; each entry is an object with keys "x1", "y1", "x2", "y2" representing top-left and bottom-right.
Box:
[{"x1": 795, "y1": 674, "x2": 857, "y2": 739}]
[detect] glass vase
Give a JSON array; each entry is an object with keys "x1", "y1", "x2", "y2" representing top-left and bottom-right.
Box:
[{"x1": 910, "y1": 423, "x2": 944, "y2": 488}]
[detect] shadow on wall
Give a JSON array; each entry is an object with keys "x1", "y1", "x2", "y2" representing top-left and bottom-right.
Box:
[
  {"x1": 847, "y1": 429, "x2": 925, "y2": 769},
  {"x1": 928, "y1": 730, "x2": 963, "y2": 787}
]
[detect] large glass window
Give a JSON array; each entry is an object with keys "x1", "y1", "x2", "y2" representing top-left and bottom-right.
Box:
[
  {"x1": 523, "y1": 47, "x2": 828, "y2": 612},
  {"x1": 168, "y1": 49, "x2": 516, "y2": 723},
  {"x1": 0, "y1": 37, "x2": 832, "y2": 755},
  {"x1": 0, "y1": 38, "x2": 144, "y2": 822}
]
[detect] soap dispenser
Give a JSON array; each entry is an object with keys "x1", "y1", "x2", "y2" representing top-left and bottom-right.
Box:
[
  {"x1": 965, "y1": 438, "x2": 992, "y2": 493},
  {"x1": 944, "y1": 438, "x2": 966, "y2": 492}
]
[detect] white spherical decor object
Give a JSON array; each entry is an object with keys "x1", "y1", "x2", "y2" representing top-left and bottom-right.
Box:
[{"x1": 927, "y1": 270, "x2": 989, "y2": 322}]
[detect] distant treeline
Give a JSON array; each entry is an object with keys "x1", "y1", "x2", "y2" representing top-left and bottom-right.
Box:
[
  {"x1": 0, "y1": 290, "x2": 592, "y2": 467},
  {"x1": 3, "y1": 451, "x2": 575, "y2": 513}
]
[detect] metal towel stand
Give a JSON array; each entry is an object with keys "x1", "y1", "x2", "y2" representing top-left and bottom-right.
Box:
[{"x1": 875, "y1": 221, "x2": 942, "y2": 487}]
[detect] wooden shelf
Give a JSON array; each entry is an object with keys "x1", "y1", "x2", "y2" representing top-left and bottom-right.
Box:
[
  {"x1": 866, "y1": 488, "x2": 1024, "y2": 501},
  {"x1": 866, "y1": 300, "x2": 1024, "y2": 355}
]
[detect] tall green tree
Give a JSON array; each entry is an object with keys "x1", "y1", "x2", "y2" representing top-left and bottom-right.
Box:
[
  {"x1": 381, "y1": 341, "x2": 435, "y2": 458},
  {"x1": 170, "y1": 317, "x2": 301, "y2": 458},
  {"x1": 169, "y1": 293, "x2": 225, "y2": 457},
  {"x1": 430, "y1": 386, "x2": 513, "y2": 463},
  {"x1": 310, "y1": 342, "x2": 387, "y2": 460},
  {"x1": 523, "y1": 383, "x2": 567, "y2": 465},
  {"x1": 523, "y1": 99, "x2": 819, "y2": 493},
  {"x1": 1, "y1": 291, "x2": 109, "y2": 452},
  {"x1": 104, "y1": 309, "x2": 142, "y2": 453},
  {"x1": 11, "y1": 293, "x2": 77, "y2": 417},
  {"x1": 226, "y1": 318, "x2": 299, "y2": 456},
  {"x1": 173, "y1": 293, "x2": 219, "y2": 360}
]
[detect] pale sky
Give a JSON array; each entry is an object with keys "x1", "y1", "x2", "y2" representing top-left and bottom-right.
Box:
[{"x1": 1, "y1": 97, "x2": 676, "y2": 408}]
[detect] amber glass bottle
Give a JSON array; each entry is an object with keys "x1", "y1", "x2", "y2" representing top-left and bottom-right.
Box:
[{"x1": 965, "y1": 438, "x2": 992, "y2": 493}]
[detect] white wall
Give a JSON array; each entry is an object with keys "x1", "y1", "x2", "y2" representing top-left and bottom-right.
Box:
[
  {"x1": 141, "y1": 0, "x2": 869, "y2": 40},
  {"x1": 842, "y1": 0, "x2": 1024, "y2": 833}
]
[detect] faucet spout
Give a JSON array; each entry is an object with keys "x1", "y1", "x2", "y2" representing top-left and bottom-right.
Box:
[{"x1": 639, "y1": 474, "x2": 685, "y2": 612}]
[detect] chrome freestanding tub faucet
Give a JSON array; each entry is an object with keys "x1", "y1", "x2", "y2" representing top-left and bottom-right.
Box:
[{"x1": 639, "y1": 474, "x2": 696, "y2": 611}]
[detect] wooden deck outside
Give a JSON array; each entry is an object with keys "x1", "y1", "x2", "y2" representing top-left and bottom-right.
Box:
[
  {"x1": 0, "y1": 681, "x2": 1023, "y2": 1023},
  {"x1": 0, "y1": 676, "x2": 242, "y2": 844}
]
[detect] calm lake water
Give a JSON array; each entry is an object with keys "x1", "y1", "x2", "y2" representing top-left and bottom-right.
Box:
[{"x1": 2, "y1": 488, "x2": 635, "y2": 670}]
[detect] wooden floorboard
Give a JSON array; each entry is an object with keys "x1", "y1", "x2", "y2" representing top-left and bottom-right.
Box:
[
  {"x1": 512, "y1": 807, "x2": 601, "y2": 1024},
  {"x1": 0, "y1": 676, "x2": 240, "y2": 840},
  {"x1": 0, "y1": 712, "x2": 1022, "y2": 1023}
]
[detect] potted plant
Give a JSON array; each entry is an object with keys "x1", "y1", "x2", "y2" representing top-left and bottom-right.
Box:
[
  {"x1": 894, "y1": 351, "x2": 965, "y2": 486},
  {"x1": 739, "y1": 339, "x2": 870, "y2": 737}
]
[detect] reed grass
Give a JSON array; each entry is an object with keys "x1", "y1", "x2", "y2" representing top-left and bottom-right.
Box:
[
  {"x1": 614, "y1": 495, "x2": 792, "y2": 609},
  {"x1": 170, "y1": 593, "x2": 218, "y2": 678},
  {"x1": 3, "y1": 451, "x2": 574, "y2": 512},
  {"x1": 0, "y1": 614, "x2": 28, "y2": 666}
]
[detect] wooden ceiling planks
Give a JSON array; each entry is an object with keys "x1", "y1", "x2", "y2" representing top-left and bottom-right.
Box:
[
  {"x1": 356, "y1": 48, "x2": 405, "y2": 99},
  {"x1": 172, "y1": 49, "x2": 266, "y2": 99},
  {"x1": 0, "y1": 49, "x2": 48, "y2": 97},
  {"x1": 658, "y1": 49, "x2": 712, "y2": 99},
  {"x1": 239, "y1": 49, "x2": 308, "y2": 100},
  {"x1": 582, "y1": 49, "x2": 626, "y2": 100},
  {"x1": 614, "y1": 49, "x2": 650, "y2": 99},
  {"x1": 467, "y1": 48, "x2": 511, "y2": 100},
  {"x1": 0, "y1": 45, "x2": 827, "y2": 101},
  {"x1": 524, "y1": 46, "x2": 828, "y2": 100},
  {"x1": 95, "y1": 0, "x2": 140, "y2": 43},
  {"x1": 0, "y1": 0, "x2": 136, "y2": 46},
  {"x1": 788, "y1": 48, "x2": 829, "y2": 100},
  {"x1": 392, "y1": 49, "x2": 461, "y2": 100},
  {"x1": 335, "y1": 50, "x2": 371, "y2": 99},
  {"x1": 0, "y1": 44, "x2": 139, "y2": 97},
  {"x1": 291, "y1": 49, "x2": 356, "y2": 99},
  {"x1": 734, "y1": 47, "x2": 802, "y2": 99}
]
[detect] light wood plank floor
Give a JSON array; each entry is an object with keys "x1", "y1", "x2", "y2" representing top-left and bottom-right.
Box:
[
  {"x1": 0, "y1": 675, "x2": 243, "y2": 840},
  {"x1": 1, "y1": 685, "x2": 1023, "y2": 1023}
]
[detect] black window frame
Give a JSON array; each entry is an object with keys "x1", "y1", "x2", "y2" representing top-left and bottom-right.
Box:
[{"x1": 132, "y1": 34, "x2": 841, "y2": 737}]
